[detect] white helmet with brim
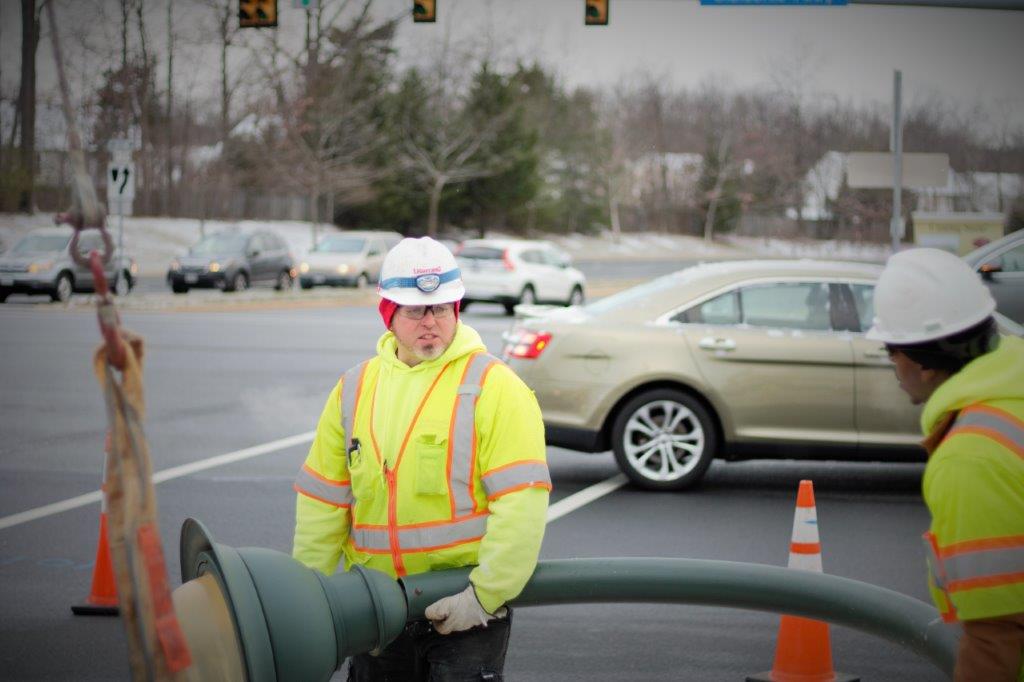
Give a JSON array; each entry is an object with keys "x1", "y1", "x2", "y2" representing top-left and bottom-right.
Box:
[{"x1": 377, "y1": 237, "x2": 465, "y2": 306}]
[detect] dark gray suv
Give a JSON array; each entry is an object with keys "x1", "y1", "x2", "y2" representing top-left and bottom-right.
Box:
[{"x1": 167, "y1": 230, "x2": 295, "y2": 294}]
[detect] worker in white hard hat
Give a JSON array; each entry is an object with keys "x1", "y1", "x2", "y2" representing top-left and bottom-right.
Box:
[
  {"x1": 292, "y1": 236, "x2": 551, "y2": 681},
  {"x1": 867, "y1": 247, "x2": 1024, "y2": 682}
]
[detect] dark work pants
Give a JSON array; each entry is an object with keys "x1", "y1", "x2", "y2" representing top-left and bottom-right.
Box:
[{"x1": 347, "y1": 610, "x2": 512, "y2": 682}]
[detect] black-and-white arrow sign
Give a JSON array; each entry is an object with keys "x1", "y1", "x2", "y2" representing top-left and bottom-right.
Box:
[{"x1": 106, "y1": 162, "x2": 136, "y2": 200}]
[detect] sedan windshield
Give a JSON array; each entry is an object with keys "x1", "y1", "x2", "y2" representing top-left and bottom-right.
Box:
[
  {"x1": 315, "y1": 237, "x2": 365, "y2": 254},
  {"x1": 190, "y1": 233, "x2": 249, "y2": 255},
  {"x1": 12, "y1": 234, "x2": 70, "y2": 254},
  {"x1": 583, "y1": 271, "x2": 687, "y2": 316}
]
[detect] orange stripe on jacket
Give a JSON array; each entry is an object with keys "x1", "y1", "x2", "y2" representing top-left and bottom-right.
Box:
[
  {"x1": 487, "y1": 481, "x2": 553, "y2": 501},
  {"x1": 293, "y1": 483, "x2": 351, "y2": 509},
  {"x1": 938, "y1": 534, "x2": 1024, "y2": 558},
  {"x1": 948, "y1": 570, "x2": 1024, "y2": 593}
]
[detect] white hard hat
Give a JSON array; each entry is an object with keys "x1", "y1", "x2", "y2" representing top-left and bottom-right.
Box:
[
  {"x1": 865, "y1": 247, "x2": 995, "y2": 345},
  {"x1": 377, "y1": 237, "x2": 465, "y2": 306}
]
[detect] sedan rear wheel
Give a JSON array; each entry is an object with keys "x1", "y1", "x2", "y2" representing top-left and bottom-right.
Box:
[
  {"x1": 611, "y1": 388, "x2": 717, "y2": 491},
  {"x1": 568, "y1": 285, "x2": 584, "y2": 306}
]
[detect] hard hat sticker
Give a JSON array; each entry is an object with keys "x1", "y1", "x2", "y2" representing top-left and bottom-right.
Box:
[{"x1": 416, "y1": 274, "x2": 441, "y2": 292}]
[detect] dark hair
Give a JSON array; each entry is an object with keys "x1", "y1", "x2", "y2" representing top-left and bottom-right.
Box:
[{"x1": 886, "y1": 317, "x2": 999, "y2": 374}]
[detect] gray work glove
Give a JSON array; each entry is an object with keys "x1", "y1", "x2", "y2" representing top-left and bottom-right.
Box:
[{"x1": 424, "y1": 584, "x2": 499, "y2": 635}]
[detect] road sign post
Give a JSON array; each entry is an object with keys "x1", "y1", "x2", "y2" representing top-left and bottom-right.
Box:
[
  {"x1": 891, "y1": 70, "x2": 903, "y2": 252},
  {"x1": 107, "y1": 158, "x2": 135, "y2": 269}
]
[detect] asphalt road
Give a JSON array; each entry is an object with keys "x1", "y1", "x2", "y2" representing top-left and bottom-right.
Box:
[{"x1": 0, "y1": 303, "x2": 944, "y2": 681}]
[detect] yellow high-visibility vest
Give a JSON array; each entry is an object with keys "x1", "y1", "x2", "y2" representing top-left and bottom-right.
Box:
[
  {"x1": 293, "y1": 324, "x2": 550, "y2": 612},
  {"x1": 920, "y1": 337, "x2": 1024, "y2": 630}
]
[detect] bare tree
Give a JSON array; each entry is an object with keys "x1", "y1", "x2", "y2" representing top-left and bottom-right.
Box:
[
  {"x1": 17, "y1": 0, "x2": 41, "y2": 212},
  {"x1": 243, "y1": 0, "x2": 399, "y2": 241}
]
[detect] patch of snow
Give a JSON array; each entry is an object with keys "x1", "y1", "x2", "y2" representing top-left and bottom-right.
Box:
[{"x1": 1, "y1": 213, "x2": 893, "y2": 276}]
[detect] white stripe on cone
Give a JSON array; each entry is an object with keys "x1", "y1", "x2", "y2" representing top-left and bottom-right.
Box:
[{"x1": 789, "y1": 505, "x2": 823, "y2": 573}]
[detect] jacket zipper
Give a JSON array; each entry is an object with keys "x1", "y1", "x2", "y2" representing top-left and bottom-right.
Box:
[{"x1": 385, "y1": 463, "x2": 406, "y2": 576}]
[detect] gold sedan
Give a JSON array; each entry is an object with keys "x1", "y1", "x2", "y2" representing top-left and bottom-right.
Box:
[{"x1": 504, "y1": 259, "x2": 1022, "y2": 491}]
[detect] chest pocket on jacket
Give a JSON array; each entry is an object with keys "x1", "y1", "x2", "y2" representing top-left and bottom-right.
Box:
[
  {"x1": 415, "y1": 434, "x2": 449, "y2": 496},
  {"x1": 348, "y1": 447, "x2": 379, "y2": 502}
]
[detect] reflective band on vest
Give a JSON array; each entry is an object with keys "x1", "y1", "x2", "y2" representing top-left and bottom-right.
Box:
[
  {"x1": 947, "y1": 405, "x2": 1024, "y2": 460},
  {"x1": 330, "y1": 351, "x2": 543, "y2": 562},
  {"x1": 448, "y1": 353, "x2": 496, "y2": 516},
  {"x1": 923, "y1": 531, "x2": 959, "y2": 622},
  {"x1": 294, "y1": 464, "x2": 353, "y2": 508},
  {"x1": 482, "y1": 460, "x2": 552, "y2": 500},
  {"x1": 352, "y1": 514, "x2": 489, "y2": 554},
  {"x1": 941, "y1": 536, "x2": 1024, "y2": 592}
]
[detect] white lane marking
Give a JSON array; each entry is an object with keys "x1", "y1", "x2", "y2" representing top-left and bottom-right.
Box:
[
  {"x1": 0, "y1": 432, "x2": 626, "y2": 531},
  {"x1": 547, "y1": 474, "x2": 627, "y2": 523},
  {"x1": 0, "y1": 431, "x2": 316, "y2": 531}
]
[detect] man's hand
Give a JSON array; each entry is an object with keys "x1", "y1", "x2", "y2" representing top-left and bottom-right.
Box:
[{"x1": 424, "y1": 584, "x2": 495, "y2": 635}]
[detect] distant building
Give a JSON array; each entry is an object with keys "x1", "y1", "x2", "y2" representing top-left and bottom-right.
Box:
[{"x1": 799, "y1": 151, "x2": 1023, "y2": 219}]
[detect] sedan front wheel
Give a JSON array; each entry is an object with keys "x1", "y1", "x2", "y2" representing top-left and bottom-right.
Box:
[{"x1": 611, "y1": 388, "x2": 717, "y2": 491}]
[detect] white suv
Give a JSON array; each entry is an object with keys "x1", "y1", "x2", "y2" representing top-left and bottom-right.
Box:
[{"x1": 456, "y1": 238, "x2": 586, "y2": 315}]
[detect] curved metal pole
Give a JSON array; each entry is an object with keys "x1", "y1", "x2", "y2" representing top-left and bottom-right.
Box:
[{"x1": 402, "y1": 558, "x2": 959, "y2": 677}]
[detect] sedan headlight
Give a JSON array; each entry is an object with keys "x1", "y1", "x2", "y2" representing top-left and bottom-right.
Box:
[
  {"x1": 300, "y1": 262, "x2": 310, "y2": 274},
  {"x1": 28, "y1": 260, "x2": 54, "y2": 273},
  {"x1": 169, "y1": 259, "x2": 181, "y2": 271},
  {"x1": 336, "y1": 264, "x2": 349, "y2": 274},
  {"x1": 208, "y1": 261, "x2": 221, "y2": 273}
]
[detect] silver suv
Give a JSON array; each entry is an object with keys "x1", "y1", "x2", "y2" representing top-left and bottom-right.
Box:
[{"x1": 0, "y1": 227, "x2": 136, "y2": 303}]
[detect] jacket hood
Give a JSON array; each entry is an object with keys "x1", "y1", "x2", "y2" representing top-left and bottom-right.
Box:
[
  {"x1": 921, "y1": 335, "x2": 1024, "y2": 433},
  {"x1": 376, "y1": 321, "x2": 486, "y2": 373}
]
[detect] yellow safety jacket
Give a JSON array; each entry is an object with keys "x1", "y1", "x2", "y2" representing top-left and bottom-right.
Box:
[
  {"x1": 292, "y1": 323, "x2": 551, "y2": 612},
  {"x1": 919, "y1": 336, "x2": 1024, "y2": 634}
]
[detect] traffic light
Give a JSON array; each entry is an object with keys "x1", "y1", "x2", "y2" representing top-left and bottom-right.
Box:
[
  {"x1": 585, "y1": 0, "x2": 608, "y2": 25},
  {"x1": 413, "y1": 0, "x2": 436, "y2": 23},
  {"x1": 239, "y1": 0, "x2": 278, "y2": 29}
]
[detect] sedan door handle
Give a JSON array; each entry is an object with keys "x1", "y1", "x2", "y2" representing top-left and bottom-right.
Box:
[
  {"x1": 698, "y1": 337, "x2": 736, "y2": 351},
  {"x1": 864, "y1": 346, "x2": 890, "y2": 360}
]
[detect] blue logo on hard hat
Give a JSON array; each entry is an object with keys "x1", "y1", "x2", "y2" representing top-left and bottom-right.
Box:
[{"x1": 416, "y1": 274, "x2": 441, "y2": 292}]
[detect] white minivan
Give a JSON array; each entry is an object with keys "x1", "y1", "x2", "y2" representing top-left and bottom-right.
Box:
[{"x1": 456, "y1": 238, "x2": 586, "y2": 315}]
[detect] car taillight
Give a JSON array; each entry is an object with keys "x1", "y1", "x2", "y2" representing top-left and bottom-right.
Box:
[
  {"x1": 503, "y1": 249, "x2": 515, "y2": 271},
  {"x1": 504, "y1": 330, "x2": 552, "y2": 359}
]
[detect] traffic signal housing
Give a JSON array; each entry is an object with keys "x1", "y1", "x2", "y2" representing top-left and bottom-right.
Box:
[
  {"x1": 585, "y1": 0, "x2": 608, "y2": 25},
  {"x1": 239, "y1": 0, "x2": 278, "y2": 29},
  {"x1": 413, "y1": 1, "x2": 436, "y2": 23}
]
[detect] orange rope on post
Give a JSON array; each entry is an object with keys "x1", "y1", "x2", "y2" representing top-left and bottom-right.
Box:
[{"x1": 45, "y1": 3, "x2": 191, "y2": 679}]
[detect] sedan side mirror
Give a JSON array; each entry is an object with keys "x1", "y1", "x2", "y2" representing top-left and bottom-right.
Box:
[
  {"x1": 248, "y1": 249, "x2": 261, "y2": 258},
  {"x1": 980, "y1": 261, "x2": 1002, "y2": 280}
]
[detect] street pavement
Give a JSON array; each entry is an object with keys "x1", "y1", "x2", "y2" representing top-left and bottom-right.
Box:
[{"x1": 0, "y1": 301, "x2": 944, "y2": 680}]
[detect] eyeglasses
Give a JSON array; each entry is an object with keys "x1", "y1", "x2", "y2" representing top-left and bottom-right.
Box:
[{"x1": 397, "y1": 303, "x2": 455, "y2": 320}]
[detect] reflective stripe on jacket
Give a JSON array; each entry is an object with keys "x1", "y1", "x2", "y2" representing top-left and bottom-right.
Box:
[
  {"x1": 292, "y1": 323, "x2": 550, "y2": 612},
  {"x1": 920, "y1": 336, "x2": 1024, "y2": 624}
]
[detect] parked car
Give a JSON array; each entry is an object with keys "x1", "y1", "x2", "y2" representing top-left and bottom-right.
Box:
[
  {"x1": 298, "y1": 231, "x2": 402, "y2": 289},
  {"x1": 167, "y1": 230, "x2": 295, "y2": 294},
  {"x1": 964, "y1": 229, "x2": 1024, "y2": 323},
  {"x1": 0, "y1": 227, "x2": 137, "y2": 303},
  {"x1": 456, "y1": 238, "x2": 586, "y2": 315},
  {"x1": 503, "y1": 259, "x2": 1024, "y2": 491}
]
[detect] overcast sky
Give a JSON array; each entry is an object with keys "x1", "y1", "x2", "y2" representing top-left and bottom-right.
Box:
[{"x1": 3, "y1": 0, "x2": 1023, "y2": 137}]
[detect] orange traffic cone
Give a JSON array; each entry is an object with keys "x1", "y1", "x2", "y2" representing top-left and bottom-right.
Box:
[
  {"x1": 72, "y1": 436, "x2": 119, "y2": 616},
  {"x1": 747, "y1": 480, "x2": 858, "y2": 682}
]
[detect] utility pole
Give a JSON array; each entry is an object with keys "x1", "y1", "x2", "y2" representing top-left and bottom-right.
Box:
[{"x1": 890, "y1": 70, "x2": 903, "y2": 253}]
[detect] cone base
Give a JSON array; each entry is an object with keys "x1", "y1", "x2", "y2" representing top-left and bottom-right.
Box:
[
  {"x1": 746, "y1": 671, "x2": 860, "y2": 682},
  {"x1": 71, "y1": 603, "x2": 119, "y2": 617}
]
